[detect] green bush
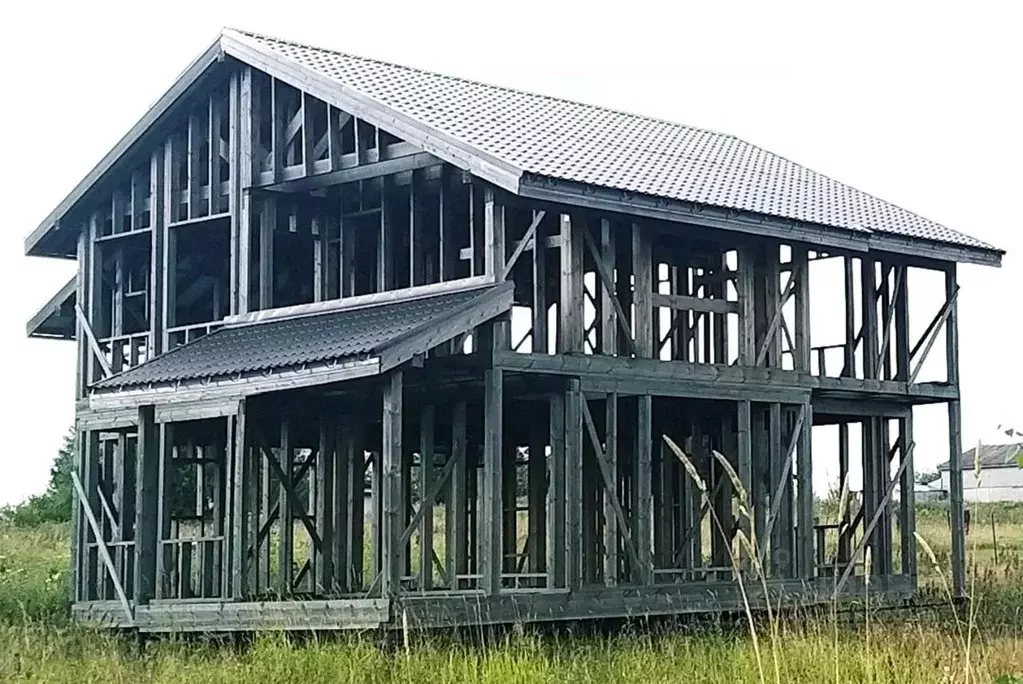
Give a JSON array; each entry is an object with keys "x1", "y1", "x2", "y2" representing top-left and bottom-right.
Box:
[{"x1": 0, "y1": 429, "x2": 74, "y2": 527}]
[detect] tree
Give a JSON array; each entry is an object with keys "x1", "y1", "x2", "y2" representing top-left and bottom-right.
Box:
[{"x1": 1, "y1": 428, "x2": 75, "y2": 526}]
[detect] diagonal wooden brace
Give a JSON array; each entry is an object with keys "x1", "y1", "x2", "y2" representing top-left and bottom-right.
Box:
[
  {"x1": 71, "y1": 470, "x2": 133, "y2": 623},
  {"x1": 580, "y1": 398, "x2": 643, "y2": 573},
  {"x1": 832, "y1": 441, "x2": 914, "y2": 598}
]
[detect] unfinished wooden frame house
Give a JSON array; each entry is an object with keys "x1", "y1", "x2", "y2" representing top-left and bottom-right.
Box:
[{"x1": 26, "y1": 29, "x2": 1003, "y2": 633}]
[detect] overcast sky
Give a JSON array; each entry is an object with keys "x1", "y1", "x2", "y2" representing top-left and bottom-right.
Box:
[{"x1": 0, "y1": 0, "x2": 1019, "y2": 505}]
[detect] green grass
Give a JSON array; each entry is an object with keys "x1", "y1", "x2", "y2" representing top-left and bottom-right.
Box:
[{"x1": 4, "y1": 510, "x2": 1023, "y2": 682}]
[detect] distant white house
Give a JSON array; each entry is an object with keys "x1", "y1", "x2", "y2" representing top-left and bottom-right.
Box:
[{"x1": 938, "y1": 443, "x2": 1023, "y2": 503}]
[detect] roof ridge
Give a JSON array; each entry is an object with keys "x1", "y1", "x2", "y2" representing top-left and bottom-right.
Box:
[
  {"x1": 222, "y1": 27, "x2": 744, "y2": 144},
  {"x1": 223, "y1": 29, "x2": 998, "y2": 247}
]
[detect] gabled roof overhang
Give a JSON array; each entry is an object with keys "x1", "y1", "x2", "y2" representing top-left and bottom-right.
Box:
[{"x1": 26, "y1": 275, "x2": 77, "y2": 339}]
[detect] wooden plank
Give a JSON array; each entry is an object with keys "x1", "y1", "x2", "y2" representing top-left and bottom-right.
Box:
[
  {"x1": 481, "y1": 365, "x2": 504, "y2": 595},
  {"x1": 860, "y1": 258, "x2": 878, "y2": 380},
  {"x1": 559, "y1": 215, "x2": 584, "y2": 353},
  {"x1": 133, "y1": 407, "x2": 158, "y2": 604},
  {"x1": 737, "y1": 247, "x2": 757, "y2": 366},
  {"x1": 833, "y1": 442, "x2": 914, "y2": 597},
  {"x1": 381, "y1": 371, "x2": 404, "y2": 595},
  {"x1": 581, "y1": 395, "x2": 639, "y2": 579},
  {"x1": 230, "y1": 402, "x2": 249, "y2": 598},
  {"x1": 899, "y1": 414, "x2": 916, "y2": 581},
  {"x1": 71, "y1": 470, "x2": 133, "y2": 623},
  {"x1": 418, "y1": 404, "x2": 435, "y2": 590},
  {"x1": 527, "y1": 415, "x2": 547, "y2": 578},
  {"x1": 484, "y1": 187, "x2": 506, "y2": 280},
  {"x1": 631, "y1": 224, "x2": 654, "y2": 358},
  {"x1": 910, "y1": 286, "x2": 960, "y2": 384},
  {"x1": 501, "y1": 210, "x2": 545, "y2": 281},
  {"x1": 154, "y1": 423, "x2": 172, "y2": 599},
  {"x1": 946, "y1": 264, "x2": 965, "y2": 596},
  {"x1": 563, "y1": 380, "x2": 583, "y2": 588},
  {"x1": 581, "y1": 220, "x2": 636, "y2": 354},
  {"x1": 650, "y1": 292, "x2": 737, "y2": 315},
  {"x1": 797, "y1": 400, "x2": 814, "y2": 578},
  {"x1": 793, "y1": 247, "x2": 811, "y2": 372},
  {"x1": 315, "y1": 411, "x2": 335, "y2": 594},
  {"x1": 547, "y1": 392, "x2": 566, "y2": 589},
  {"x1": 736, "y1": 400, "x2": 753, "y2": 555},
  {"x1": 446, "y1": 402, "x2": 468, "y2": 587},
  {"x1": 634, "y1": 395, "x2": 653, "y2": 583},
  {"x1": 600, "y1": 219, "x2": 617, "y2": 357},
  {"x1": 532, "y1": 211, "x2": 548, "y2": 354},
  {"x1": 74, "y1": 304, "x2": 113, "y2": 378}
]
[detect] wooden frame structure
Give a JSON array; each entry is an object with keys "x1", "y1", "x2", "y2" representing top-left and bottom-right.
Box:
[{"x1": 25, "y1": 29, "x2": 1001, "y2": 633}]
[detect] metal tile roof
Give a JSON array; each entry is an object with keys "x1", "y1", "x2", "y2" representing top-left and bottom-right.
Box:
[
  {"x1": 93, "y1": 286, "x2": 501, "y2": 391},
  {"x1": 230, "y1": 29, "x2": 997, "y2": 253},
  {"x1": 939, "y1": 443, "x2": 1023, "y2": 470}
]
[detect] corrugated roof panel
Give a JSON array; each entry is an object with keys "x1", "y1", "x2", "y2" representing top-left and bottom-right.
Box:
[
  {"x1": 231, "y1": 29, "x2": 996, "y2": 252},
  {"x1": 92, "y1": 286, "x2": 496, "y2": 390}
]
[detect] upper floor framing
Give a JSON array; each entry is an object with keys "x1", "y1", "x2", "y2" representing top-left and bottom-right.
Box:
[{"x1": 22, "y1": 31, "x2": 1000, "y2": 409}]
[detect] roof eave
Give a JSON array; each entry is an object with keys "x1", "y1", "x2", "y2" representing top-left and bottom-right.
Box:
[
  {"x1": 519, "y1": 175, "x2": 1004, "y2": 267},
  {"x1": 24, "y1": 34, "x2": 228, "y2": 259},
  {"x1": 26, "y1": 275, "x2": 77, "y2": 339},
  {"x1": 518, "y1": 175, "x2": 871, "y2": 253}
]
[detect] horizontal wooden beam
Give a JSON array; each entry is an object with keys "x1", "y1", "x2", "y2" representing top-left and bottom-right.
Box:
[
  {"x1": 256, "y1": 151, "x2": 440, "y2": 193},
  {"x1": 651, "y1": 292, "x2": 737, "y2": 315}
]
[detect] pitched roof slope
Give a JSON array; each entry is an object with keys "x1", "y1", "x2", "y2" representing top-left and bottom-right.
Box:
[
  {"x1": 939, "y1": 443, "x2": 1023, "y2": 470},
  {"x1": 230, "y1": 29, "x2": 996, "y2": 253},
  {"x1": 92, "y1": 284, "x2": 509, "y2": 391}
]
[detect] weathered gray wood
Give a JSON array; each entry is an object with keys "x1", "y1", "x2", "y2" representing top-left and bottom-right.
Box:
[
  {"x1": 70, "y1": 469, "x2": 133, "y2": 623},
  {"x1": 418, "y1": 404, "x2": 435, "y2": 590},
  {"x1": 484, "y1": 187, "x2": 506, "y2": 280},
  {"x1": 631, "y1": 223, "x2": 654, "y2": 358},
  {"x1": 547, "y1": 392, "x2": 566, "y2": 589},
  {"x1": 482, "y1": 364, "x2": 504, "y2": 595},
  {"x1": 527, "y1": 417, "x2": 547, "y2": 579},
  {"x1": 581, "y1": 396, "x2": 641, "y2": 576},
  {"x1": 899, "y1": 414, "x2": 916, "y2": 581},
  {"x1": 501, "y1": 209, "x2": 545, "y2": 281},
  {"x1": 797, "y1": 400, "x2": 814, "y2": 578},
  {"x1": 833, "y1": 441, "x2": 913, "y2": 597},
  {"x1": 133, "y1": 407, "x2": 157, "y2": 604},
  {"x1": 559, "y1": 215, "x2": 584, "y2": 353},
  {"x1": 277, "y1": 420, "x2": 294, "y2": 593},
  {"x1": 446, "y1": 401, "x2": 468, "y2": 588},
  {"x1": 599, "y1": 219, "x2": 617, "y2": 357},
  {"x1": 737, "y1": 247, "x2": 756, "y2": 366},
  {"x1": 603, "y1": 393, "x2": 618, "y2": 585},
  {"x1": 381, "y1": 371, "x2": 404, "y2": 595},
  {"x1": 910, "y1": 285, "x2": 959, "y2": 384},
  {"x1": 230, "y1": 401, "x2": 249, "y2": 599},
  {"x1": 74, "y1": 304, "x2": 113, "y2": 378},
  {"x1": 634, "y1": 395, "x2": 653, "y2": 583},
  {"x1": 315, "y1": 411, "x2": 335, "y2": 594},
  {"x1": 650, "y1": 292, "x2": 738, "y2": 315},
  {"x1": 945, "y1": 264, "x2": 965, "y2": 596},
  {"x1": 564, "y1": 380, "x2": 583, "y2": 588},
  {"x1": 154, "y1": 423, "x2": 172, "y2": 599}
]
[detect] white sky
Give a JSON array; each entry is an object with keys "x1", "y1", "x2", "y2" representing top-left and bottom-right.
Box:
[{"x1": 0, "y1": 0, "x2": 1019, "y2": 505}]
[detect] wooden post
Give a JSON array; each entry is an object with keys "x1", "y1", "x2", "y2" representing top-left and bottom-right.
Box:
[
  {"x1": 382, "y1": 371, "x2": 404, "y2": 596},
  {"x1": 482, "y1": 359, "x2": 505, "y2": 595},
  {"x1": 315, "y1": 409, "x2": 335, "y2": 594},
  {"x1": 564, "y1": 379, "x2": 583, "y2": 588},
  {"x1": 633, "y1": 395, "x2": 653, "y2": 583},
  {"x1": 600, "y1": 218, "x2": 617, "y2": 357},
  {"x1": 547, "y1": 392, "x2": 566, "y2": 589},
  {"x1": 603, "y1": 392, "x2": 619, "y2": 585},
  {"x1": 527, "y1": 414, "x2": 547, "y2": 579},
  {"x1": 533, "y1": 212, "x2": 549, "y2": 354},
  {"x1": 843, "y1": 256, "x2": 856, "y2": 377},
  {"x1": 632, "y1": 223, "x2": 653, "y2": 358},
  {"x1": 419, "y1": 404, "x2": 435, "y2": 590},
  {"x1": 736, "y1": 400, "x2": 753, "y2": 560},
  {"x1": 946, "y1": 264, "x2": 965, "y2": 596},
  {"x1": 797, "y1": 399, "x2": 814, "y2": 579},
  {"x1": 446, "y1": 401, "x2": 468, "y2": 588},
  {"x1": 154, "y1": 422, "x2": 173, "y2": 599},
  {"x1": 277, "y1": 419, "x2": 294, "y2": 594},
  {"x1": 737, "y1": 247, "x2": 756, "y2": 366},
  {"x1": 559, "y1": 214, "x2": 584, "y2": 353},
  {"x1": 134, "y1": 406, "x2": 159, "y2": 604}
]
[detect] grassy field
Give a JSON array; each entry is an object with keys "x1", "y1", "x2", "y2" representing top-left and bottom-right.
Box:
[{"x1": 4, "y1": 505, "x2": 1023, "y2": 682}]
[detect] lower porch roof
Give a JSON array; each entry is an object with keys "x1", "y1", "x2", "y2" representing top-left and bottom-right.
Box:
[{"x1": 88, "y1": 279, "x2": 513, "y2": 408}]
